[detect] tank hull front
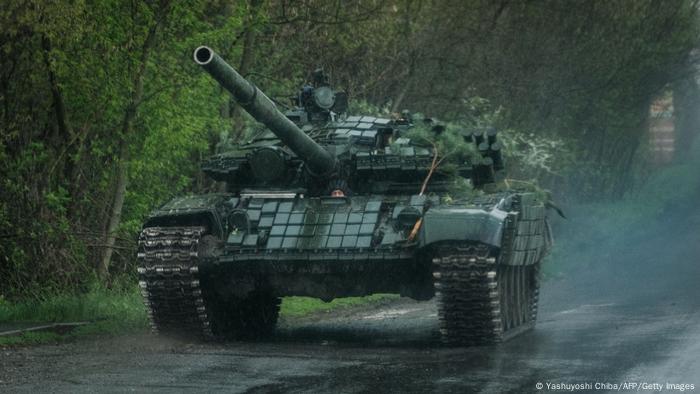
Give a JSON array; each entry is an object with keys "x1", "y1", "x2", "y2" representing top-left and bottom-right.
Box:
[{"x1": 138, "y1": 191, "x2": 550, "y2": 343}]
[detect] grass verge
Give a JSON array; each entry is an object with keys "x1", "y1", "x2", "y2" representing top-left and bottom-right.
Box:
[
  {"x1": 0, "y1": 286, "x2": 400, "y2": 346},
  {"x1": 0, "y1": 331, "x2": 64, "y2": 347},
  {"x1": 0, "y1": 284, "x2": 148, "y2": 347},
  {"x1": 280, "y1": 294, "x2": 400, "y2": 318}
]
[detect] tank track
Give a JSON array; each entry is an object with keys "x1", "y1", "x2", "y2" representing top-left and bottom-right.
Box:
[
  {"x1": 137, "y1": 226, "x2": 214, "y2": 340},
  {"x1": 433, "y1": 243, "x2": 539, "y2": 345}
]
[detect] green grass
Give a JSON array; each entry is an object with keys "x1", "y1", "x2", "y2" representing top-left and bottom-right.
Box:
[
  {"x1": 280, "y1": 294, "x2": 400, "y2": 318},
  {"x1": 0, "y1": 285, "x2": 148, "y2": 326},
  {"x1": 0, "y1": 283, "x2": 400, "y2": 346},
  {"x1": 0, "y1": 331, "x2": 64, "y2": 347},
  {"x1": 0, "y1": 284, "x2": 149, "y2": 347}
]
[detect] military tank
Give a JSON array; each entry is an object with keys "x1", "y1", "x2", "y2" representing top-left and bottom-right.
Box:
[{"x1": 137, "y1": 46, "x2": 552, "y2": 345}]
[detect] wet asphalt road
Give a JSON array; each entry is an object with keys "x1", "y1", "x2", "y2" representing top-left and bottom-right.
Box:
[{"x1": 1, "y1": 209, "x2": 699, "y2": 393}]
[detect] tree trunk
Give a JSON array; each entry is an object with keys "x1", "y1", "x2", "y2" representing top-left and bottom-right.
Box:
[
  {"x1": 41, "y1": 36, "x2": 71, "y2": 151},
  {"x1": 98, "y1": 141, "x2": 128, "y2": 278},
  {"x1": 41, "y1": 35, "x2": 85, "y2": 221},
  {"x1": 391, "y1": 2, "x2": 417, "y2": 114},
  {"x1": 98, "y1": 11, "x2": 164, "y2": 278},
  {"x1": 391, "y1": 78, "x2": 413, "y2": 114},
  {"x1": 673, "y1": 76, "x2": 700, "y2": 162},
  {"x1": 230, "y1": 0, "x2": 263, "y2": 142}
]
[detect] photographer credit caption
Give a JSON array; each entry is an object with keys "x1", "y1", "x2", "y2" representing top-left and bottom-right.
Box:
[{"x1": 535, "y1": 382, "x2": 695, "y2": 392}]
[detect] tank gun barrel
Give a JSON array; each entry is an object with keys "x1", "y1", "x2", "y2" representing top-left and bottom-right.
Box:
[{"x1": 194, "y1": 46, "x2": 336, "y2": 176}]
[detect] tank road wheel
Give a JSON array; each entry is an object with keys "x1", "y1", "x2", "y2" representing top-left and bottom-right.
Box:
[
  {"x1": 206, "y1": 290, "x2": 281, "y2": 340},
  {"x1": 432, "y1": 243, "x2": 540, "y2": 345}
]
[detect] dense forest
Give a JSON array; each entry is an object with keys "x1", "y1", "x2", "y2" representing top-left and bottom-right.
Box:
[{"x1": 1, "y1": 0, "x2": 699, "y2": 299}]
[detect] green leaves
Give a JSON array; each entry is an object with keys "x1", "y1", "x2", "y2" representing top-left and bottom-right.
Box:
[
  {"x1": 0, "y1": 0, "x2": 247, "y2": 296},
  {"x1": 405, "y1": 119, "x2": 474, "y2": 169}
]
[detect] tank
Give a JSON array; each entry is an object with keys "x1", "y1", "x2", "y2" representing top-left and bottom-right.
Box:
[{"x1": 137, "y1": 46, "x2": 553, "y2": 345}]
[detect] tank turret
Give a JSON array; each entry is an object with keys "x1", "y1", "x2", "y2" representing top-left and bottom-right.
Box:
[{"x1": 194, "y1": 46, "x2": 336, "y2": 176}]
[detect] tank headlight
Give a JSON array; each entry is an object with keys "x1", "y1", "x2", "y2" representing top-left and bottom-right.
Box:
[{"x1": 228, "y1": 209, "x2": 250, "y2": 233}]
